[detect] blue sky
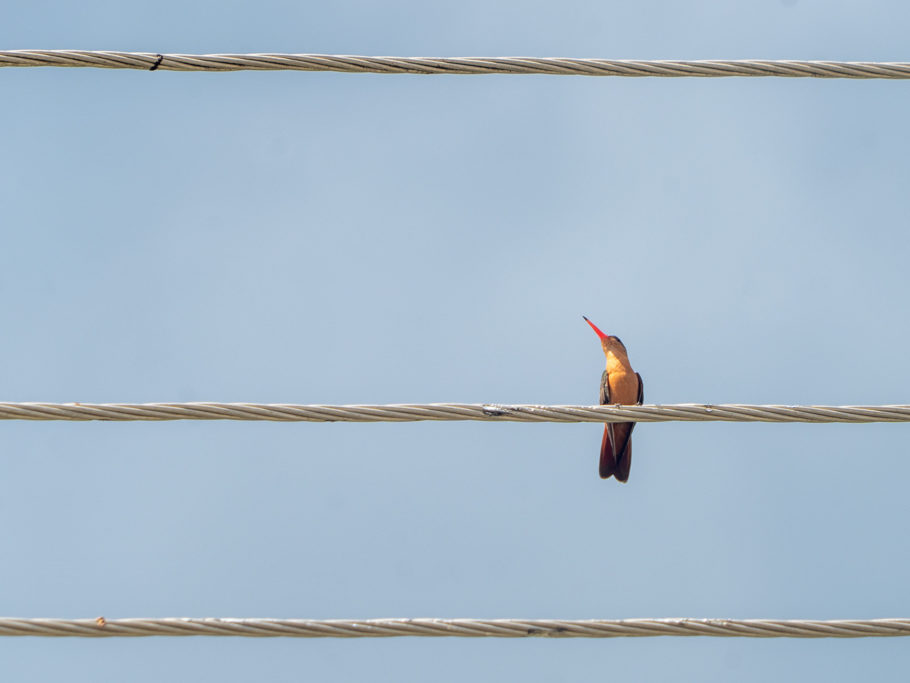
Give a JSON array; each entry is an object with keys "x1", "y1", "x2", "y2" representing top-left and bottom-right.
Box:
[{"x1": 2, "y1": 1, "x2": 910, "y2": 680}]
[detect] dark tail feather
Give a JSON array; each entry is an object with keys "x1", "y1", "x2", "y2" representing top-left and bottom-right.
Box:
[
  {"x1": 612, "y1": 422, "x2": 634, "y2": 483},
  {"x1": 614, "y1": 438, "x2": 632, "y2": 482},
  {"x1": 599, "y1": 424, "x2": 615, "y2": 479}
]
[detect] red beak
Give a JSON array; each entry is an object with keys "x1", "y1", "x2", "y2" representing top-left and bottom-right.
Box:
[{"x1": 582, "y1": 315, "x2": 609, "y2": 341}]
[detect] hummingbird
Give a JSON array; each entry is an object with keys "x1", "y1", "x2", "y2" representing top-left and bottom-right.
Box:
[{"x1": 583, "y1": 316, "x2": 643, "y2": 482}]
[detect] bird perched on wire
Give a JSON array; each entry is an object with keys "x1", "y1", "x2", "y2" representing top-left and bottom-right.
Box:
[{"x1": 583, "y1": 316, "x2": 643, "y2": 482}]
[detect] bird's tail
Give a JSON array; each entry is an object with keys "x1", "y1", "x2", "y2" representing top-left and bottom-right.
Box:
[
  {"x1": 599, "y1": 424, "x2": 615, "y2": 479},
  {"x1": 614, "y1": 434, "x2": 632, "y2": 483},
  {"x1": 612, "y1": 422, "x2": 634, "y2": 483}
]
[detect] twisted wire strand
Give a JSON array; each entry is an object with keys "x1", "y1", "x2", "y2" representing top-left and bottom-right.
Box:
[
  {"x1": 1, "y1": 402, "x2": 909, "y2": 423},
  {"x1": 2, "y1": 51, "x2": 910, "y2": 78},
  {"x1": 3, "y1": 617, "x2": 910, "y2": 638}
]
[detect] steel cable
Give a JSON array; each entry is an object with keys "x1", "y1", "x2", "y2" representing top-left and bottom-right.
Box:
[{"x1": 2, "y1": 51, "x2": 910, "y2": 78}]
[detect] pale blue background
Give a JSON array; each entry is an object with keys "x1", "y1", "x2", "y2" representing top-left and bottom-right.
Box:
[{"x1": 2, "y1": 1, "x2": 910, "y2": 680}]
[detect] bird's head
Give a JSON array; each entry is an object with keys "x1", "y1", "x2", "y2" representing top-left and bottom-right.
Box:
[{"x1": 583, "y1": 316, "x2": 627, "y2": 356}]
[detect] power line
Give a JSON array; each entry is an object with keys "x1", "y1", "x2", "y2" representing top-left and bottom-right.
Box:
[
  {"x1": 0, "y1": 402, "x2": 909, "y2": 422},
  {"x1": 2, "y1": 51, "x2": 910, "y2": 78},
  {"x1": 4, "y1": 617, "x2": 910, "y2": 638}
]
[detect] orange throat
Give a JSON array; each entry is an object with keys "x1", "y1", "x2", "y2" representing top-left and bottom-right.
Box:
[{"x1": 604, "y1": 349, "x2": 632, "y2": 375}]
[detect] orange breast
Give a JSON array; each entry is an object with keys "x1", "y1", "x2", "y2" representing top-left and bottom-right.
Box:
[{"x1": 607, "y1": 370, "x2": 639, "y2": 405}]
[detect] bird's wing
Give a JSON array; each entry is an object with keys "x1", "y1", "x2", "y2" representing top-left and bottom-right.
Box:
[
  {"x1": 636, "y1": 372, "x2": 644, "y2": 404},
  {"x1": 599, "y1": 369, "x2": 610, "y2": 405}
]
